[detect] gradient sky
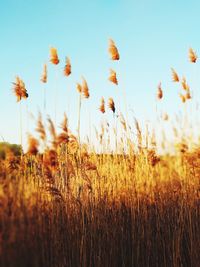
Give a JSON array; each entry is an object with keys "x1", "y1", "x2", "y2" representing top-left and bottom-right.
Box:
[{"x1": 0, "y1": 0, "x2": 200, "y2": 147}]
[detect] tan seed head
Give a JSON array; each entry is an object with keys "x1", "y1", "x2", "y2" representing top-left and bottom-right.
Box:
[
  {"x1": 108, "y1": 39, "x2": 120, "y2": 60},
  {"x1": 50, "y1": 47, "x2": 59, "y2": 65}
]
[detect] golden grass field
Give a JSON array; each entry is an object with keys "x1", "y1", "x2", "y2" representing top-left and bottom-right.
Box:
[{"x1": 0, "y1": 41, "x2": 199, "y2": 267}]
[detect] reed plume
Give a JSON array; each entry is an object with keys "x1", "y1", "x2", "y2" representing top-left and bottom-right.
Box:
[
  {"x1": 13, "y1": 76, "x2": 28, "y2": 102},
  {"x1": 47, "y1": 117, "x2": 57, "y2": 149},
  {"x1": 109, "y1": 69, "x2": 118, "y2": 85},
  {"x1": 57, "y1": 113, "x2": 69, "y2": 145},
  {"x1": 60, "y1": 113, "x2": 68, "y2": 133},
  {"x1": 13, "y1": 76, "x2": 28, "y2": 154},
  {"x1": 76, "y1": 83, "x2": 82, "y2": 94},
  {"x1": 50, "y1": 47, "x2": 59, "y2": 65},
  {"x1": 64, "y1": 57, "x2": 71, "y2": 76},
  {"x1": 41, "y1": 64, "x2": 47, "y2": 83},
  {"x1": 119, "y1": 113, "x2": 127, "y2": 131},
  {"x1": 134, "y1": 118, "x2": 142, "y2": 150},
  {"x1": 27, "y1": 134, "x2": 39, "y2": 155},
  {"x1": 157, "y1": 82, "x2": 163, "y2": 100},
  {"x1": 189, "y1": 47, "x2": 197, "y2": 63},
  {"x1": 82, "y1": 77, "x2": 90, "y2": 98},
  {"x1": 35, "y1": 112, "x2": 46, "y2": 142},
  {"x1": 179, "y1": 94, "x2": 186, "y2": 103},
  {"x1": 108, "y1": 39, "x2": 120, "y2": 60},
  {"x1": 185, "y1": 90, "x2": 192, "y2": 100},
  {"x1": 99, "y1": 97, "x2": 105, "y2": 113},
  {"x1": 181, "y1": 77, "x2": 190, "y2": 91},
  {"x1": 108, "y1": 97, "x2": 115, "y2": 113},
  {"x1": 171, "y1": 68, "x2": 179, "y2": 82}
]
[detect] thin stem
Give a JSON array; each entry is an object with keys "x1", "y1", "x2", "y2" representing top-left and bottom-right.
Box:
[
  {"x1": 54, "y1": 67, "x2": 59, "y2": 126},
  {"x1": 26, "y1": 101, "x2": 29, "y2": 133},
  {"x1": 19, "y1": 101, "x2": 23, "y2": 157},
  {"x1": 44, "y1": 86, "x2": 46, "y2": 115},
  {"x1": 77, "y1": 93, "x2": 82, "y2": 162},
  {"x1": 114, "y1": 113, "x2": 118, "y2": 153}
]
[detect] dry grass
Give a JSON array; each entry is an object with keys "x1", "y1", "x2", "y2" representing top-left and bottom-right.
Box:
[
  {"x1": 0, "y1": 42, "x2": 199, "y2": 267},
  {"x1": 0, "y1": 143, "x2": 199, "y2": 267}
]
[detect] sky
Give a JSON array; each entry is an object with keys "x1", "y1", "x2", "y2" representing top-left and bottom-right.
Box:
[{"x1": 0, "y1": 0, "x2": 200, "y2": 148}]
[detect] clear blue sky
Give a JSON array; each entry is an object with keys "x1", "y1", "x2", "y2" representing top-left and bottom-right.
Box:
[{"x1": 0, "y1": 0, "x2": 200, "y2": 147}]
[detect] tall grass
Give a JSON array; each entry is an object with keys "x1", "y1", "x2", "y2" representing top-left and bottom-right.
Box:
[{"x1": 0, "y1": 42, "x2": 199, "y2": 267}]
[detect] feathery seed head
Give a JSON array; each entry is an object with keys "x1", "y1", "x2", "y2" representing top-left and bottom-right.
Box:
[
  {"x1": 108, "y1": 39, "x2": 120, "y2": 60},
  {"x1": 185, "y1": 90, "x2": 192, "y2": 100},
  {"x1": 57, "y1": 113, "x2": 70, "y2": 145},
  {"x1": 189, "y1": 48, "x2": 197, "y2": 63},
  {"x1": 27, "y1": 135, "x2": 39, "y2": 155},
  {"x1": 50, "y1": 47, "x2": 59, "y2": 65},
  {"x1": 99, "y1": 97, "x2": 105, "y2": 113},
  {"x1": 179, "y1": 93, "x2": 186, "y2": 103},
  {"x1": 109, "y1": 69, "x2": 118, "y2": 85},
  {"x1": 119, "y1": 113, "x2": 127, "y2": 131},
  {"x1": 171, "y1": 68, "x2": 179, "y2": 82},
  {"x1": 181, "y1": 77, "x2": 190, "y2": 91},
  {"x1": 64, "y1": 57, "x2": 71, "y2": 76},
  {"x1": 47, "y1": 117, "x2": 57, "y2": 149},
  {"x1": 36, "y1": 112, "x2": 46, "y2": 142},
  {"x1": 157, "y1": 82, "x2": 163, "y2": 100},
  {"x1": 13, "y1": 76, "x2": 28, "y2": 102},
  {"x1": 108, "y1": 97, "x2": 115, "y2": 113},
  {"x1": 60, "y1": 113, "x2": 68, "y2": 133},
  {"x1": 82, "y1": 77, "x2": 90, "y2": 98}
]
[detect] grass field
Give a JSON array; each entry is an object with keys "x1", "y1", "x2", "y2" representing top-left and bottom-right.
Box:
[{"x1": 0, "y1": 43, "x2": 200, "y2": 267}]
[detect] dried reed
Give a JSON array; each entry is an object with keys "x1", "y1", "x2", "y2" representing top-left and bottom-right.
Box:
[
  {"x1": 189, "y1": 47, "x2": 197, "y2": 63},
  {"x1": 50, "y1": 47, "x2": 59, "y2": 65},
  {"x1": 108, "y1": 39, "x2": 120, "y2": 60},
  {"x1": 109, "y1": 69, "x2": 118, "y2": 85},
  {"x1": 64, "y1": 57, "x2": 71, "y2": 76}
]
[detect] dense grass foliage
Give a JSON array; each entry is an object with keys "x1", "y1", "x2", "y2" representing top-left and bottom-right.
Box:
[{"x1": 0, "y1": 146, "x2": 199, "y2": 267}]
